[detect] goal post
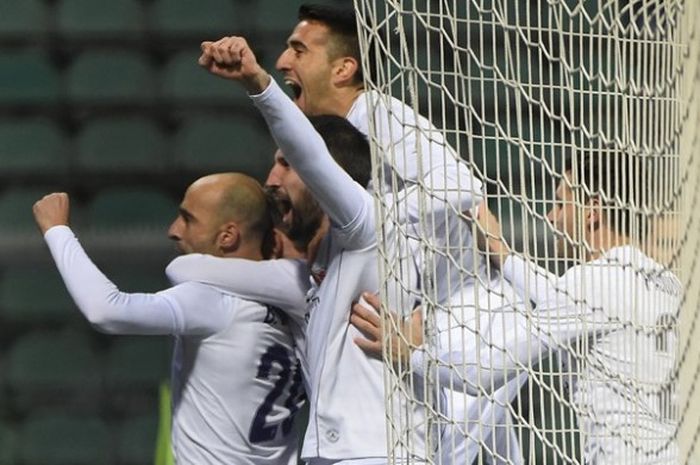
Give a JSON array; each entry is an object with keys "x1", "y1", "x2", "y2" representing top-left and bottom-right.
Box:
[{"x1": 354, "y1": 1, "x2": 700, "y2": 463}]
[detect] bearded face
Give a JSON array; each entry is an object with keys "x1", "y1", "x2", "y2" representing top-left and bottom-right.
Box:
[{"x1": 265, "y1": 185, "x2": 323, "y2": 250}]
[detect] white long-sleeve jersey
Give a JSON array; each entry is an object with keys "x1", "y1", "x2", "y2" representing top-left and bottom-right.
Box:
[
  {"x1": 348, "y1": 90, "x2": 525, "y2": 465},
  {"x1": 253, "y1": 79, "x2": 428, "y2": 462},
  {"x1": 43, "y1": 225, "x2": 306, "y2": 465},
  {"x1": 412, "y1": 246, "x2": 680, "y2": 464}
]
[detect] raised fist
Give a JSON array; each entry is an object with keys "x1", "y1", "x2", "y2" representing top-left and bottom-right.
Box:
[
  {"x1": 33, "y1": 192, "x2": 70, "y2": 234},
  {"x1": 198, "y1": 36, "x2": 270, "y2": 93}
]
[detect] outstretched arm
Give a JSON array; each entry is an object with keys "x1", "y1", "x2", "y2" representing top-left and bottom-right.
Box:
[
  {"x1": 199, "y1": 37, "x2": 374, "y2": 249},
  {"x1": 165, "y1": 254, "x2": 309, "y2": 323},
  {"x1": 34, "y1": 194, "x2": 232, "y2": 336},
  {"x1": 350, "y1": 265, "x2": 597, "y2": 395}
]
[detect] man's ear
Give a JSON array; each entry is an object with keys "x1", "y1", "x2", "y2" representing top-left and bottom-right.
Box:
[
  {"x1": 332, "y1": 56, "x2": 360, "y2": 85},
  {"x1": 219, "y1": 222, "x2": 241, "y2": 251}
]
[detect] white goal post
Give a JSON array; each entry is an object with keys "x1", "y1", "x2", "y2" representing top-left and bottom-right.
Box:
[{"x1": 354, "y1": 1, "x2": 700, "y2": 463}]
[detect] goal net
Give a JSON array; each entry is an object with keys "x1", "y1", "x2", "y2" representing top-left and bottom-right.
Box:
[{"x1": 354, "y1": 0, "x2": 700, "y2": 463}]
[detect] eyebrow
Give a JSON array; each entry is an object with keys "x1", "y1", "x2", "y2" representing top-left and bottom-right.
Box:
[
  {"x1": 179, "y1": 207, "x2": 195, "y2": 222},
  {"x1": 288, "y1": 39, "x2": 309, "y2": 51}
]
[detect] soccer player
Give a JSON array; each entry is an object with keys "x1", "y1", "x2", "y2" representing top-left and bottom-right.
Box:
[
  {"x1": 275, "y1": 5, "x2": 525, "y2": 464},
  {"x1": 352, "y1": 155, "x2": 681, "y2": 464},
  {"x1": 33, "y1": 174, "x2": 308, "y2": 465},
  {"x1": 169, "y1": 35, "x2": 440, "y2": 464}
]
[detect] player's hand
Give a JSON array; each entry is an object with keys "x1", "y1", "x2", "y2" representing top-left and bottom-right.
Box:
[
  {"x1": 350, "y1": 292, "x2": 423, "y2": 367},
  {"x1": 33, "y1": 192, "x2": 70, "y2": 235},
  {"x1": 198, "y1": 36, "x2": 270, "y2": 94},
  {"x1": 471, "y1": 202, "x2": 510, "y2": 268}
]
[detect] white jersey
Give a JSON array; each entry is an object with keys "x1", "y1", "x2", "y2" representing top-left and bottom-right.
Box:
[
  {"x1": 348, "y1": 90, "x2": 524, "y2": 465},
  {"x1": 43, "y1": 225, "x2": 305, "y2": 465},
  {"x1": 169, "y1": 80, "x2": 427, "y2": 462},
  {"x1": 437, "y1": 274, "x2": 528, "y2": 465},
  {"x1": 414, "y1": 246, "x2": 680, "y2": 464},
  {"x1": 253, "y1": 80, "x2": 421, "y2": 462},
  {"x1": 346, "y1": 90, "x2": 483, "y2": 305}
]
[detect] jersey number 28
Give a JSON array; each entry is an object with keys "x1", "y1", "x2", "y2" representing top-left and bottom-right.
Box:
[{"x1": 249, "y1": 344, "x2": 304, "y2": 443}]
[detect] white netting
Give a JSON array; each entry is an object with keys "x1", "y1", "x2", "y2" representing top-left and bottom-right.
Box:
[{"x1": 354, "y1": 0, "x2": 700, "y2": 463}]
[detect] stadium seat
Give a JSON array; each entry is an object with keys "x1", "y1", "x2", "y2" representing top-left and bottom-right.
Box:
[
  {"x1": 106, "y1": 337, "x2": 171, "y2": 391},
  {"x1": 106, "y1": 265, "x2": 170, "y2": 293},
  {"x1": 151, "y1": 0, "x2": 240, "y2": 39},
  {"x1": 57, "y1": 0, "x2": 144, "y2": 39},
  {"x1": 106, "y1": 337, "x2": 170, "y2": 413},
  {"x1": 66, "y1": 51, "x2": 156, "y2": 105},
  {"x1": 6, "y1": 330, "x2": 102, "y2": 413},
  {"x1": 86, "y1": 187, "x2": 177, "y2": 232},
  {"x1": 0, "y1": 188, "x2": 52, "y2": 235},
  {"x1": 0, "y1": 0, "x2": 48, "y2": 39},
  {"x1": 253, "y1": 0, "x2": 302, "y2": 34},
  {"x1": 173, "y1": 114, "x2": 274, "y2": 180},
  {"x1": 0, "y1": 422, "x2": 18, "y2": 465},
  {"x1": 0, "y1": 51, "x2": 59, "y2": 105},
  {"x1": 0, "y1": 119, "x2": 68, "y2": 177},
  {"x1": 0, "y1": 266, "x2": 78, "y2": 325},
  {"x1": 116, "y1": 414, "x2": 159, "y2": 465},
  {"x1": 161, "y1": 50, "x2": 250, "y2": 106},
  {"x1": 76, "y1": 117, "x2": 167, "y2": 173},
  {"x1": 19, "y1": 413, "x2": 111, "y2": 465}
]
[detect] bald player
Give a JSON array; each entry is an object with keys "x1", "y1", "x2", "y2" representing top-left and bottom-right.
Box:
[{"x1": 33, "y1": 174, "x2": 308, "y2": 465}]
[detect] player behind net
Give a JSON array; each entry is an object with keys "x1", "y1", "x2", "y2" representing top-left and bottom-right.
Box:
[{"x1": 353, "y1": 154, "x2": 681, "y2": 464}]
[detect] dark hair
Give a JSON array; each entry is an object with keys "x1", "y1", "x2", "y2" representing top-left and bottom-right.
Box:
[
  {"x1": 299, "y1": 4, "x2": 363, "y2": 84},
  {"x1": 565, "y1": 153, "x2": 644, "y2": 236},
  {"x1": 309, "y1": 114, "x2": 371, "y2": 189}
]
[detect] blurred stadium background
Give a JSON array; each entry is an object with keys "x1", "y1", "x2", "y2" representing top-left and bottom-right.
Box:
[
  {"x1": 3, "y1": 0, "x2": 685, "y2": 464},
  {"x1": 0, "y1": 0, "x2": 350, "y2": 463}
]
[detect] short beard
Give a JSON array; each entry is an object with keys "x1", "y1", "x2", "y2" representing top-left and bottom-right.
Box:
[
  {"x1": 265, "y1": 186, "x2": 323, "y2": 251},
  {"x1": 287, "y1": 188, "x2": 324, "y2": 251}
]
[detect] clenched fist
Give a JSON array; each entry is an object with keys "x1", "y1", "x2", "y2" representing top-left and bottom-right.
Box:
[
  {"x1": 198, "y1": 36, "x2": 270, "y2": 94},
  {"x1": 33, "y1": 192, "x2": 70, "y2": 235}
]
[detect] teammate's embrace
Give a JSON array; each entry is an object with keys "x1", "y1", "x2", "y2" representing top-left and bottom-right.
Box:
[
  {"x1": 33, "y1": 174, "x2": 307, "y2": 465},
  {"x1": 174, "y1": 35, "x2": 424, "y2": 464}
]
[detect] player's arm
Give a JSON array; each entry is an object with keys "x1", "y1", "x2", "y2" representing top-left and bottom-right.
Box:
[
  {"x1": 351, "y1": 261, "x2": 600, "y2": 395},
  {"x1": 165, "y1": 254, "x2": 309, "y2": 322},
  {"x1": 351, "y1": 293, "x2": 535, "y2": 393},
  {"x1": 199, "y1": 36, "x2": 374, "y2": 249},
  {"x1": 34, "y1": 194, "x2": 231, "y2": 336},
  {"x1": 358, "y1": 95, "x2": 483, "y2": 220}
]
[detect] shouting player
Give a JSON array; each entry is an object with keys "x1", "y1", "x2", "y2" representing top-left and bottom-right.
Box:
[
  {"x1": 34, "y1": 174, "x2": 307, "y2": 465},
  {"x1": 168, "y1": 35, "x2": 438, "y2": 464},
  {"x1": 275, "y1": 5, "x2": 526, "y2": 464}
]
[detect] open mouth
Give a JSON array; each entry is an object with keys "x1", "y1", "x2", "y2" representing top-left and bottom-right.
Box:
[
  {"x1": 284, "y1": 79, "x2": 302, "y2": 100},
  {"x1": 272, "y1": 195, "x2": 293, "y2": 228}
]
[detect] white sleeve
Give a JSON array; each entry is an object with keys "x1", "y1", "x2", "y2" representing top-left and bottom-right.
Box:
[
  {"x1": 165, "y1": 254, "x2": 309, "y2": 323},
  {"x1": 410, "y1": 306, "x2": 538, "y2": 396},
  {"x1": 502, "y1": 254, "x2": 611, "y2": 333},
  {"x1": 412, "y1": 255, "x2": 607, "y2": 395},
  {"x1": 44, "y1": 226, "x2": 233, "y2": 336},
  {"x1": 361, "y1": 93, "x2": 483, "y2": 221},
  {"x1": 250, "y1": 79, "x2": 375, "y2": 249}
]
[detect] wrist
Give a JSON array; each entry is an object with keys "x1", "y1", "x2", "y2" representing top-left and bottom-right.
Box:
[{"x1": 244, "y1": 71, "x2": 271, "y2": 95}]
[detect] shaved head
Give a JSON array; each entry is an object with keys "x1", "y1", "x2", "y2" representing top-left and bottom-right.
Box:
[{"x1": 169, "y1": 173, "x2": 274, "y2": 258}]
